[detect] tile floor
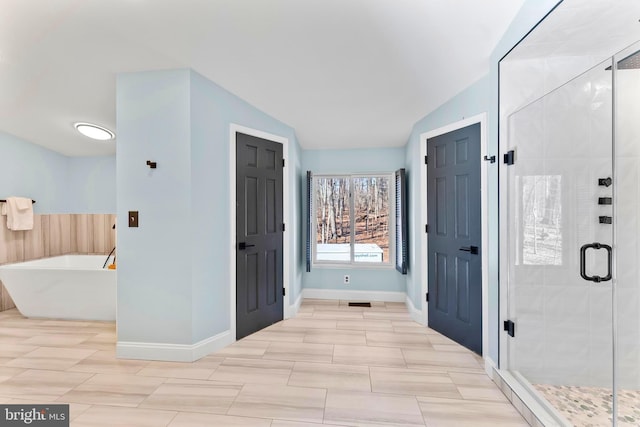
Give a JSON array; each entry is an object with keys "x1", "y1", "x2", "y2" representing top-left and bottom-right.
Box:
[
  {"x1": 0, "y1": 299, "x2": 529, "y2": 426},
  {"x1": 535, "y1": 383, "x2": 640, "y2": 427}
]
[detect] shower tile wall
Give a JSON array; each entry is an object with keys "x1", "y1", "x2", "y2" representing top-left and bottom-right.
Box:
[{"x1": 0, "y1": 213, "x2": 116, "y2": 312}]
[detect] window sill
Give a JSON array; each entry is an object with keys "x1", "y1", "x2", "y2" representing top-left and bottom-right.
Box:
[{"x1": 311, "y1": 263, "x2": 395, "y2": 270}]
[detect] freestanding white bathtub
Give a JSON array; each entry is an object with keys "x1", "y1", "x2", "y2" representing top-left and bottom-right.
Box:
[{"x1": 0, "y1": 255, "x2": 116, "y2": 321}]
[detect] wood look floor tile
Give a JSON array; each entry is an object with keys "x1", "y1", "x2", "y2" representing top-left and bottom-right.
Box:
[
  {"x1": 449, "y1": 372, "x2": 499, "y2": 387},
  {"x1": 310, "y1": 310, "x2": 365, "y2": 319},
  {"x1": 279, "y1": 318, "x2": 338, "y2": 329},
  {"x1": 168, "y1": 412, "x2": 272, "y2": 427},
  {"x1": 0, "y1": 369, "x2": 93, "y2": 398},
  {"x1": 242, "y1": 328, "x2": 306, "y2": 343},
  {"x1": 324, "y1": 389, "x2": 425, "y2": 426},
  {"x1": 0, "y1": 299, "x2": 527, "y2": 426},
  {"x1": 137, "y1": 361, "x2": 216, "y2": 380},
  {"x1": 6, "y1": 346, "x2": 96, "y2": 370},
  {"x1": 263, "y1": 341, "x2": 334, "y2": 363},
  {"x1": 288, "y1": 361, "x2": 371, "y2": 391},
  {"x1": 228, "y1": 383, "x2": 326, "y2": 423},
  {"x1": 333, "y1": 344, "x2": 405, "y2": 367},
  {"x1": 303, "y1": 328, "x2": 367, "y2": 345},
  {"x1": 72, "y1": 405, "x2": 177, "y2": 427},
  {"x1": 418, "y1": 396, "x2": 529, "y2": 427},
  {"x1": 370, "y1": 367, "x2": 462, "y2": 398},
  {"x1": 62, "y1": 373, "x2": 165, "y2": 407},
  {"x1": 457, "y1": 385, "x2": 510, "y2": 402},
  {"x1": 140, "y1": 378, "x2": 242, "y2": 414},
  {"x1": 0, "y1": 366, "x2": 25, "y2": 383},
  {"x1": 270, "y1": 422, "x2": 349, "y2": 427},
  {"x1": 402, "y1": 348, "x2": 483, "y2": 370},
  {"x1": 211, "y1": 339, "x2": 270, "y2": 359},
  {"x1": 366, "y1": 331, "x2": 432, "y2": 349},
  {"x1": 209, "y1": 357, "x2": 293, "y2": 385},
  {"x1": 363, "y1": 311, "x2": 412, "y2": 321},
  {"x1": 336, "y1": 319, "x2": 394, "y2": 331},
  {"x1": 68, "y1": 350, "x2": 150, "y2": 375}
]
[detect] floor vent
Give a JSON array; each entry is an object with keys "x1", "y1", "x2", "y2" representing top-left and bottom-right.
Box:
[{"x1": 348, "y1": 302, "x2": 372, "y2": 307}]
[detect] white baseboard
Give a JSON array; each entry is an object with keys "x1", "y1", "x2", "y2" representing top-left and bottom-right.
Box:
[
  {"x1": 116, "y1": 329, "x2": 233, "y2": 362},
  {"x1": 405, "y1": 295, "x2": 423, "y2": 325},
  {"x1": 289, "y1": 292, "x2": 303, "y2": 318},
  {"x1": 302, "y1": 288, "x2": 406, "y2": 302},
  {"x1": 485, "y1": 356, "x2": 497, "y2": 378}
]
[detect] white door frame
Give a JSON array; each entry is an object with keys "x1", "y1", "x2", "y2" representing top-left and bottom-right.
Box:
[
  {"x1": 229, "y1": 123, "x2": 290, "y2": 341},
  {"x1": 420, "y1": 113, "x2": 489, "y2": 363}
]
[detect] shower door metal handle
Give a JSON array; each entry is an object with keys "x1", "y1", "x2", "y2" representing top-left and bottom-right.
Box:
[{"x1": 580, "y1": 243, "x2": 612, "y2": 282}]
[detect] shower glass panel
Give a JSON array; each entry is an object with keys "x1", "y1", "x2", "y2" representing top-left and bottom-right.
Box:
[
  {"x1": 506, "y1": 58, "x2": 614, "y2": 425},
  {"x1": 614, "y1": 41, "x2": 640, "y2": 426}
]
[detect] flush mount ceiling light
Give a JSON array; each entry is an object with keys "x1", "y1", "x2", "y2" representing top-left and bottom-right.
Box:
[{"x1": 74, "y1": 122, "x2": 115, "y2": 141}]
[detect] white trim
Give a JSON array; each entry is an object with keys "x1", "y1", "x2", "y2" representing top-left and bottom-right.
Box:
[
  {"x1": 289, "y1": 292, "x2": 303, "y2": 318},
  {"x1": 116, "y1": 330, "x2": 233, "y2": 362},
  {"x1": 419, "y1": 113, "x2": 489, "y2": 359},
  {"x1": 405, "y1": 294, "x2": 422, "y2": 324},
  {"x1": 303, "y1": 288, "x2": 405, "y2": 303},
  {"x1": 229, "y1": 124, "x2": 290, "y2": 342},
  {"x1": 485, "y1": 355, "x2": 497, "y2": 378}
]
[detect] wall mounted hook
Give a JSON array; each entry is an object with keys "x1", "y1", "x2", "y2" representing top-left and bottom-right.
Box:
[{"x1": 146, "y1": 160, "x2": 157, "y2": 169}]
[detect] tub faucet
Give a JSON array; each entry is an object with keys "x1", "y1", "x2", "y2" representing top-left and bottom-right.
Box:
[{"x1": 103, "y1": 247, "x2": 116, "y2": 269}]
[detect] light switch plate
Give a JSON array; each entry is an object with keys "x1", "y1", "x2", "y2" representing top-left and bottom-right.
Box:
[{"x1": 129, "y1": 211, "x2": 139, "y2": 227}]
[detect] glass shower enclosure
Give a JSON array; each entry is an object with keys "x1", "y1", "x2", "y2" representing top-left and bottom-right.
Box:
[{"x1": 502, "y1": 39, "x2": 640, "y2": 426}]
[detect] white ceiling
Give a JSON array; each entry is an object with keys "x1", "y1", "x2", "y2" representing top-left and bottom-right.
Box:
[{"x1": 0, "y1": 0, "x2": 524, "y2": 156}]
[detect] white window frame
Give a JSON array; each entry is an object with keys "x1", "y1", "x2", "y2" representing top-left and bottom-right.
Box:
[{"x1": 312, "y1": 172, "x2": 396, "y2": 268}]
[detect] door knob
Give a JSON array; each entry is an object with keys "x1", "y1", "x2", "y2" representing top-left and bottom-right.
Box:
[
  {"x1": 238, "y1": 242, "x2": 255, "y2": 250},
  {"x1": 459, "y1": 246, "x2": 479, "y2": 254}
]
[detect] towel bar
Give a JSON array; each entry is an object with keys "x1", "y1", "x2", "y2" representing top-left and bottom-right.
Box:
[{"x1": 0, "y1": 199, "x2": 36, "y2": 204}]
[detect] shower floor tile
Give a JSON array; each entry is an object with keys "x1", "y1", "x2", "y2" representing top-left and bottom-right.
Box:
[{"x1": 535, "y1": 384, "x2": 640, "y2": 426}]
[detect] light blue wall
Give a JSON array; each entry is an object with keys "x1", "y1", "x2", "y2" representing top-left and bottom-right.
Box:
[
  {"x1": 0, "y1": 130, "x2": 116, "y2": 214},
  {"x1": 404, "y1": 74, "x2": 490, "y2": 311},
  {"x1": 189, "y1": 70, "x2": 301, "y2": 342},
  {"x1": 117, "y1": 69, "x2": 193, "y2": 345},
  {"x1": 302, "y1": 147, "x2": 406, "y2": 293},
  {"x1": 67, "y1": 156, "x2": 116, "y2": 213},
  {"x1": 116, "y1": 69, "x2": 302, "y2": 346},
  {"x1": 404, "y1": 0, "x2": 561, "y2": 365}
]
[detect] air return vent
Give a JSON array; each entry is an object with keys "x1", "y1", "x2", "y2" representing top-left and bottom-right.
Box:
[{"x1": 348, "y1": 302, "x2": 372, "y2": 307}]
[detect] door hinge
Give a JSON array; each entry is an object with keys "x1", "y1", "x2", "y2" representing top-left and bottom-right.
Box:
[
  {"x1": 282, "y1": 288, "x2": 286, "y2": 296},
  {"x1": 503, "y1": 150, "x2": 515, "y2": 165},
  {"x1": 424, "y1": 155, "x2": 428, "y2": 165},
  {"x1": 503, "y1": 320, "x2": 515, "y2": 337},
  {"x1": 483, "y1": 155, "x2": 496, "y2": 163},
  {"x1": 282, "y1": 159, "x2": 286, "y2": 167},
  {"x1": 282, "y1": 223, "x2": 286, "y2": 231},
  {"x1": 425, "y1": 224, "x2": 429, "y2": 233},
  {"x1": 426, "y1": 292, "x2": 429, "y2": 302}
]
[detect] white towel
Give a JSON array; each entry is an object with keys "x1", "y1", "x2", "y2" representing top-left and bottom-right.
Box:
[{"x1": 5, "y1": 197, "x2": 33, "y2": 231}]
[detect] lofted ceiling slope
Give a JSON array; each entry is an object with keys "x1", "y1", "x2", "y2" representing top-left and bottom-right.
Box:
[{"x1": 0, "y1": 0, "x2": 523, "y2": 156}]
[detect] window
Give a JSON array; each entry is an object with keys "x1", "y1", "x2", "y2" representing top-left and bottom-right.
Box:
[{"x1": 305, "y1": 171, "x2": 406, "y2": 270}]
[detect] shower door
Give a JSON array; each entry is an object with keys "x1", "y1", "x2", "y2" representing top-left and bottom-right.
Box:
[
  {"x1": 505, "y1": 56, "x2": 615, "y2": 424},
  {"x1": 614, "y1": 41, "x2": 640, "y2": 426}
]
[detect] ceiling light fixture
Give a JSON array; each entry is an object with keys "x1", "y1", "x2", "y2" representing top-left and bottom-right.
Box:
[{"x1": 74, "y1": 122, "x2": 115, "y2": 141}]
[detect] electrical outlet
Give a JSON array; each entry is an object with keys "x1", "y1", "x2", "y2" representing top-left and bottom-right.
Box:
[{"x1": 344, "y1": 275, "x2": 350, "y2": 284}]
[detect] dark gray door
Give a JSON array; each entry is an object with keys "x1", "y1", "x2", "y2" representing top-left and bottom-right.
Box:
[
  {"x1": 427, "y1": 123, "x2": 482, "y2": 354},
  {"x1": 236, "y1": 132, "x2": 283, "y2": 340}
]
